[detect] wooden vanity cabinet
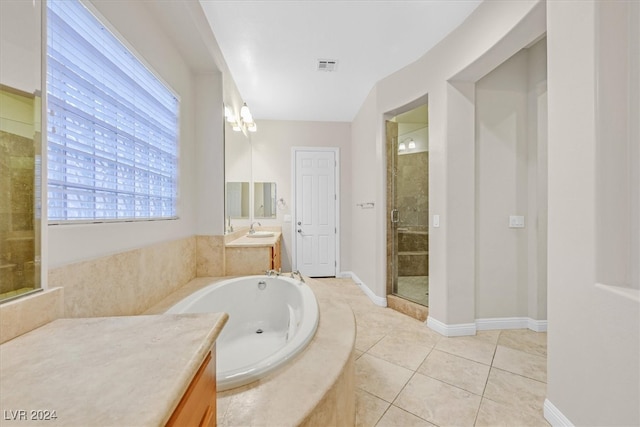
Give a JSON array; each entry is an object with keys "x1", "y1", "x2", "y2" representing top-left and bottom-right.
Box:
[
  {"x1": 166, "y1": 346, "x2": 216, "y2": 427},
  {"x1": 271, "y1": 238, "x2": 281, "y2": 271}
]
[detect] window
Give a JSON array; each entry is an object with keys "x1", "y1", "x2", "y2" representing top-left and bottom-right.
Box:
[{"x1": 47, "y1": 0, "x2": 179, "y2": 222}]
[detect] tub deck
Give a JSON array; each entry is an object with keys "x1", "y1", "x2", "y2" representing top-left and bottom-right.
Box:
[{"x1": 145, "y1": 275, "x2": 356, "y2": 426}]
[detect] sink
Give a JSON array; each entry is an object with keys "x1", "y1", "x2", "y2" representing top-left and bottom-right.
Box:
[{"x1": 247, "y1": 231, "x2": 275, "y2": 238}]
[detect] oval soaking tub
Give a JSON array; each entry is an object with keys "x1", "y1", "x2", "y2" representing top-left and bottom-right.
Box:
[{"x1": 165, "y1": 275, "x2": 319, "y2": 391}]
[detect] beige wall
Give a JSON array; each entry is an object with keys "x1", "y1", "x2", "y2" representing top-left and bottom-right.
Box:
[
  {"x1": 248, "y1": 119, "x2": 352, "y2": 272},
  {"x1": 546, "y1": 1, "x2": 640, "y2": 425},
  {"x1": 47, "y1": 1, "x2": 226, "y2": 269},
  {"x1": 474, "y1": 39, "x2": 547, "y2": 321},
  {"x1": 350, "y1": 1, "x2": 547, "y2": 326}
]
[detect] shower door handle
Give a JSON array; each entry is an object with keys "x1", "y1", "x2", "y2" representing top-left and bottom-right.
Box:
[{"x1": 391, "y1": 209, "x2": 400, "y2": 224}]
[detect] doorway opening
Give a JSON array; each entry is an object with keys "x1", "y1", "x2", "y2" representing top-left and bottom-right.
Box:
[{"x1": 386, "y1": 103, "x2": 429, "y2": 308}]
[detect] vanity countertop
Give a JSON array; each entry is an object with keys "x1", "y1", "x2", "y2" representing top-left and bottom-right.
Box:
[
  {"x1": 0, "y1": 313, "x2": 228, "y2": 427},
  {"x1": 225, "y1": 231, "x2": 281, "y2": 248}
]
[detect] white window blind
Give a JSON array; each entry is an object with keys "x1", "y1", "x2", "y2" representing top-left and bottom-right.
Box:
[{"x1": 47, "y1": 0, "x2": 178, "y2": 222}]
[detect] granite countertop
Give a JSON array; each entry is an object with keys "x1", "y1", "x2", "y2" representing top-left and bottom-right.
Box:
[
  {"x1": 0, "y1": 313, "x2": 228, "y2": 427},
  {"x1": 225, "y1": 231, "x2": 281, "y2": 248}
]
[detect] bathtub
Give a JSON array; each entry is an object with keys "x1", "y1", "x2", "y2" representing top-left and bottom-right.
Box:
[{"x1": 165, "y1": 275, "x2": 319, "y2": 391}]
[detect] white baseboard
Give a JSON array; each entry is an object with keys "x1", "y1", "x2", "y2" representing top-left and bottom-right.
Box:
[
  {"x1": 475, "y1": 317, "x2": 548, "y2": 332},
  {"x1": 544, "y1": 399, "x2": 574, "y2": 426},
  {"x1": 427, "y1": 316, "x2": 476, "y2": 336},
  {"x1": 527, "y1": 318, "x2": 548, "y2": 332},
  {"x1": 338, "y1": 271, "x2": 387, "y2": 307}
]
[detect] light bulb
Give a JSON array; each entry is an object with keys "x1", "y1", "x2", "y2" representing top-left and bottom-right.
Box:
[
  {"x1": 398, "y1": 142, "x2": 406, "y2": 151},
  {"x1": 408, "y1": 140, "x2": 416, "y2": 149},
  {"x1": 240, "y1": 103, "x2": 253, "y2": 123}
]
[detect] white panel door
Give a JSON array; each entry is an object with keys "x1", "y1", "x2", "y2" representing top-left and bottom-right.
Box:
[{"x1": 295, "y1": 150, "x2": 336, "y2": 277}]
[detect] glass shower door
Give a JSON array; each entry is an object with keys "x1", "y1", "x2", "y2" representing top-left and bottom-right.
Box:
[{"x1": 387, "y1": 109, "x2": 429, "y2": 307}]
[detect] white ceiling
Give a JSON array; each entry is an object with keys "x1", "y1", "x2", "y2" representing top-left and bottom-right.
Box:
[{"x1": 199, "y1": 1, "x2": 481, "y2": 123}]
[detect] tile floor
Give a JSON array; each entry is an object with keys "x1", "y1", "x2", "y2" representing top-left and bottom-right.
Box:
[{"x1": 317, "y1": 277, "x2": 550, "y2": 427}]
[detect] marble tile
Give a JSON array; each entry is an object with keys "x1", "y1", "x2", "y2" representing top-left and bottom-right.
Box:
[
  {"x1": 225, "y1": 246, "x2": 271, "y2": 275},
  {"x1": 493, "y1": 345, "x2": 547, "y2": 382},
  {"x1": 476, "y1": 397, "x2": 550, "y2": 427},
  {"x1": 0, "y1": 288, "x2": 64, "y2": 344},
  {"x1": 483, "y1": 368, "x2": 547, "y2": 417},
  {"x1": 394, "y1": 373, "x2": 482, "y2": 427},
  {"x1": 368, "y1": 331, "x2": 433, "y2": 370},
  {"x1": 498, "y1": 329, "x2": 547, "y2": 357},
  {"x1": 354, "y1": 325, "x2": 385, "y2": 353},
  {"x1": 435, "y1": 334, "x2": 497, "y2": 365},
  {"x1": 356, "y1": 389, "x2": 389, "y2": 427},
  {"x1": 196, "y1": 235, "x2": 225, "y2": 277},
  {"x1": 417, "y1": 349, "x2": 490, "y2": 395},
  {"x1": 355, "y1": 353, "x2": 414, "y2": 402},
  {"x1": 49, "y1": 237, "x2": 197, "y2": 318},
  {"x1": 377, "y1": 405, "x2": 436, "y2": 427},
  {"x1": 387, "y1": 294, "x2": 429, "y2": 321}
]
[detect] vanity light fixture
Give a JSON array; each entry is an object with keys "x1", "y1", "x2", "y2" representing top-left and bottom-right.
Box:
[
  {"x1": 225, "y1": 103, "x2": 257, "y2": 133},
  {"x1": 398, "y1": 142, "x2": 406, "y2": 151},
  {"x1": 408, "y1": 139, "x2": 416, "y2": 149}
]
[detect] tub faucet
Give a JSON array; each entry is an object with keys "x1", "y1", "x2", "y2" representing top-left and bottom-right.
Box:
[
  {"x1": 266, "y1": 269, "x2": 280, "y2": 277},
  {"x1": 249, "y1": 221, "x2": 261, "y2": 234},
  {"x1": 290, "y1": 270, "x2": 305, "y2": 283}
]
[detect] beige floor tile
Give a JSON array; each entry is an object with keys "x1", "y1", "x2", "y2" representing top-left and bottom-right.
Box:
[
  {"x1": 394, "y1": 373, "x2": 482, "y2": 427},
  {"x1": 435, "y1": 335, "x2": 497, "y2": 365},
  {"x1": 493, "y1": 345, "x2": 547, "y2": 383},
  {"x1": 368, "y1": 333, "x2": 433, "y2": 371},
  {"x1": 483, "y1": 368, "x2": 547, "y2": 417},
  {"x1": 377, "y1": 405, "x2": 436, "y2": 427},
  {"x1": 498, "y1": 329, "x2": 547, "y2": 357},
  {"x1": 417, "y1": 349, "x2": 490, "y2": 395},
  {"x1": 475, "y1": 330, "x2": 502, "y2": 344},
  {"x1": 355, "y1": 389, "x2": 389, "y2": 427},
  {"x1": 475, "y1": 397, "x2": 550, "y2": 427},
  {"x1": 355, "y1": 327, "x2": 385, "y2": 353},
  {"x1": 356, "y1": 353, "x2": 414, "y2": 402}
]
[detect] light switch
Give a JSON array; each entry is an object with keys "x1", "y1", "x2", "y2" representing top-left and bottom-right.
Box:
[
  {"x1": 433, "y1": 215, "x2": 440, "y2": 228},
  {"x1": 509, "y1": 215, "x2": 525, "y2": 228}
]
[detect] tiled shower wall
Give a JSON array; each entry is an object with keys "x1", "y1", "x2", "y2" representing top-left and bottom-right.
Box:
[
  {"x1": 0, "y1": 130, "x2": 36, "y2": 295},
  {"x1": 397, "y1": 151, "x2": 429, "y2": 276}
]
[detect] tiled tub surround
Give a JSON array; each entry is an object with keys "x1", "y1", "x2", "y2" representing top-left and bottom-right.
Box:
[
  {"x1": 0, "y1": 287, "x2": 64, "y2": 344},
  {"x1": 145, "y1": 275, "x2": 356, "y2": 426},
  {"x1": 0, "y1": 313, "x2": 228, "y2": 427},
  {"x1": 48, "y1": 237, "x2": 197, "y2": 318},
  {"x1": 3, "y1": 228, "x2": 278, "y2": 334}
]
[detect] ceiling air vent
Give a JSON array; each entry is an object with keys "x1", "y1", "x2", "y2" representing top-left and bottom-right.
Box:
[{"x1": 317, "y1": 59, "x2": 338, "y2": 72}]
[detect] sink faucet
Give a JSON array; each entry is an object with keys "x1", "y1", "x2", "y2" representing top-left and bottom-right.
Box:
[{"x1": 249, "y1": 221, "x2": 261, "y2": 234}]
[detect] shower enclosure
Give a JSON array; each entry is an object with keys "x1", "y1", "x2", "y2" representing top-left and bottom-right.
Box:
[{"x1": 387, "y1": 104, "x2": 429, "y2": 306}]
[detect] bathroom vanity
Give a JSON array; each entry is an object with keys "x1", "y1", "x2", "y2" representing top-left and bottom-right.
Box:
[
  {"x1": 0, "y1": 313, "x2": 228, "y2": 427},
  {"x1": 225, "y1": 231, "x2": 281, "y2": 275}
]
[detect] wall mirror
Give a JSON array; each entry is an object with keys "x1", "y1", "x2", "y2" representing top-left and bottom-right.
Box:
[
  {"x1": 224, "y1": 120, "x2": 251, "y2": 230},
  {"x1": 226, "y1": 182, "x2": 250, "y2": 219},
  {"x1": 0, "y1": 0, "x2": 43, "y2": 301},
  {"x1": 254, "y1": 182, "x2": 276, "y2": 219}
]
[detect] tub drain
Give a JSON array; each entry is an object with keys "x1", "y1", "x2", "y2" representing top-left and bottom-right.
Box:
[{"x1": 256, "y1": 329, "x2": 263, "y2": 334}]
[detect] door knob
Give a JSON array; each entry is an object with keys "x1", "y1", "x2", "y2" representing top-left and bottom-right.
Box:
[
  {"x1": 297, "y1": 221, "x2": 301, "y2": 225},
  {"x1": 297, "y1": 229, "x2": 303, "y2": 233}
]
